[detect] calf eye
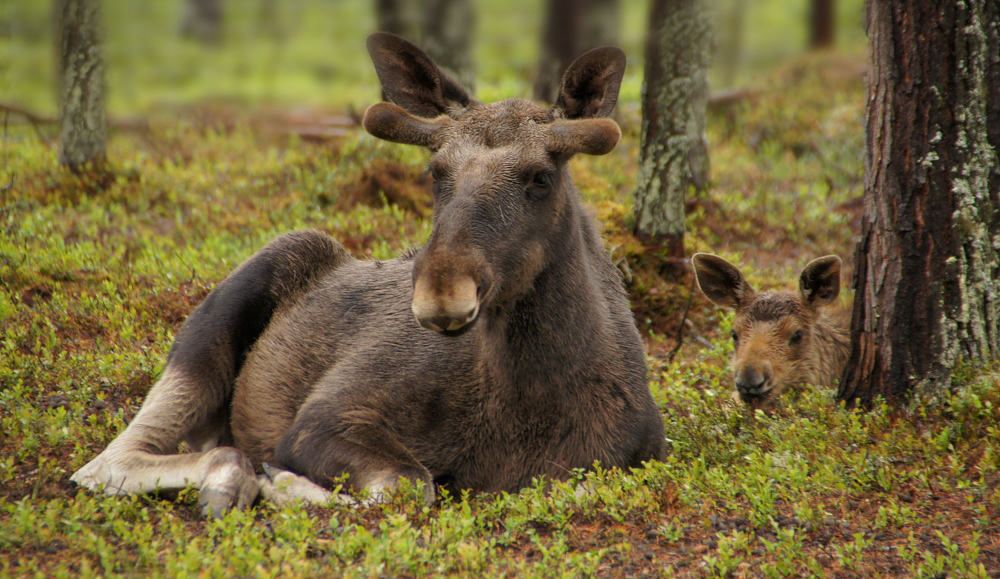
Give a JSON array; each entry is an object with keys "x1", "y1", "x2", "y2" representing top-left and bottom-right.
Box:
[
  {"x1": 731, "y1": 330, "x2": 739, "y2": 344},
  {"x1": 789, "y1": 330, "x2": 804, "y2": 345}
]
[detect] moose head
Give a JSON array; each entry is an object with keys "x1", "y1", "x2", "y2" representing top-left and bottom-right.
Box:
[{"x1": 364, "y1": 32, "x2": 625, "y2": 334}]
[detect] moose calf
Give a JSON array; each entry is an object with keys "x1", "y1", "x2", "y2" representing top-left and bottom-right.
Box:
[
  {"x1": 692, "y1": 253, "x2": 851, "y2": 408},
  {"x1": 71, "y1": 33, "x2": 667, "y2": 517}
]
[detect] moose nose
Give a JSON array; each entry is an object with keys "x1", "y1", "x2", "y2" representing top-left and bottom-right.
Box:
[
  {"x1": 735, "y1": 368, "x2": 771, "y2": 394},
  {"x1": 412, "y1": 276, "x2": 480, "y2": 333}
]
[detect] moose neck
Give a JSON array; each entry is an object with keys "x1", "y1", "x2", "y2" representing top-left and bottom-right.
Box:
[{"x1": 478, "y1": 192, "x2": 614, "y2": 395}]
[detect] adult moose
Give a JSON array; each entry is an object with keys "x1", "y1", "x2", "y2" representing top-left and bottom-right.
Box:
[{"x1": 72, "y1": 33, "x2": 667, "y2": 517}]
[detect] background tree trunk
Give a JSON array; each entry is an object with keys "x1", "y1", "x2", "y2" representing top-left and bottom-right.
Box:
[
  {"x1": 56, "y1": 0, "x2": 106, "y2": 172},
  {"x1": 375, "y1": 0, "x2": 474, "y2": 92},
  {"x1": 533, "y1": 0, "x2": 619, "y2": 103},
  {"x1": 809, "y1": 0, "x2": 835, "y2": 49},
  {"x1": 631, "y1": 0, "x2": 711, "y2": 256},
  {"x1": 375, "y1": 0, "x2": 418, "y2": 45},
  {"x1": 179, "y1": 0, "x2": 223, "y2": 45},
  {"x1": 421, "y1": 0, "x2": 475, "y2": 91},
  {"x1": 716, "y1": 0, "x2": 745, "y2": 88},
  {"x1": 838, "y1": 0, "x2": 999, "y2": 406}
]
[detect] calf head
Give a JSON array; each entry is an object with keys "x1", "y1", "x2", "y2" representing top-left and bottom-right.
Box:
[
  {"x1": 692, "y1": 253, "x2": 842, "y2": 407},
  {"x1": 363, "y1": 32, "x2": 625, "y2": 333}
]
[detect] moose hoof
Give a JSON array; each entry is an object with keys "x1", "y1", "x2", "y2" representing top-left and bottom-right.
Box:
[
  {"x1": 71, "y1": 454, "x2": 127, "y2": 496},
  {"x1": 258, "y1": 463, "x2": 342, "y2": 507},
  {"x1": 362, "y1": 472, "x2": 435, "y2": 506},
  {"x1": 198, "y1": 448, "x2": 260, "y2": 518}
]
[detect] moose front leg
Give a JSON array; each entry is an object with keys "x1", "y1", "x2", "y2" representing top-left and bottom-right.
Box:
[
  {"x1": 275, "y1": 405, "x2": 435, "y2": 505},
  {"x1": 71, "y1": 369, "x2": 261, "y2": 518}
]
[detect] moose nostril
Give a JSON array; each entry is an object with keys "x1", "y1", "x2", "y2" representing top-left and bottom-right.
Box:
[{"x1": 735, "y1": 372, "x2": 770, "y2": 393}]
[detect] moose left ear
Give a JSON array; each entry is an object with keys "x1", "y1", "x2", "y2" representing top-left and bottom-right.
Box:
[
  {"x1": 799, "y1": 256, "x2": 842, "y2": 306},
  {"x1": 554, "y1": 46, "x2": 626, "y2": 119}
]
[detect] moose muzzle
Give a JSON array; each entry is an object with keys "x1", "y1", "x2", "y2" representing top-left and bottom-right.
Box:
[
  {"x1": 411, "y1": 275, "x2": 480, "y2": 333},
  {"x1": 734, "y1": 362, "x2": 773, "y2": 401}
]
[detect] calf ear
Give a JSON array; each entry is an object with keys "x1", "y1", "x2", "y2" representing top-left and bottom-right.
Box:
[
  {"x1": 554, "y1": 46, "x2": 626, "y2": 119},
  {"x1": 367, "y1": 32, "x2": 474, "y2": 118},
  {"x1": 692, "y1": 253, "x2": 756, "y2": 311},
  {"x1": 799, "y1": 256, "x2": 842, "y2": 306}
]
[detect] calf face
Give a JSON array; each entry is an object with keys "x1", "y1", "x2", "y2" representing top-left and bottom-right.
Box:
[
  {"x1": 363, "y1": 33, "x2": 623, "y2": 334},
  {"x1": 692, "y1": 253, "x2": 843, "y2": 407}
]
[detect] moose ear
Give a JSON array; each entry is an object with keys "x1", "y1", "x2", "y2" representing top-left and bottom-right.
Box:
[
  {"x1": 799, "y1": 256, "x2": 841, "y2": 307},
  {"x1": 554, "y1": 46, "x2": 626, "y2": 119},
  {"x1": 366, "y1": 32, "x2": 475, "y2": 118},
  {"x1": 692, "y1": 253, "x2": 756, "y2": 311}
]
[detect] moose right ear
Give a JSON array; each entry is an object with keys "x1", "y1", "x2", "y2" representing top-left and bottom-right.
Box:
[
  {"x1": 692, "y1": 253, "x2": 756, "y2": 311},
  {"x1": 554, "y1": 46, "x2": 627, "y2": 119},
  {"x1": 799, "y1": 255, "x2": 842, "y2": 307},
  {"x1": 367, "y1": 32, "x2": 475, "y2": 118}
]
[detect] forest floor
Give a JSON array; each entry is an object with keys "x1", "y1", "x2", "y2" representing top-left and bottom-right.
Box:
[{"x1": 2, "y1": 49, "x2": 999, "y2": 577}]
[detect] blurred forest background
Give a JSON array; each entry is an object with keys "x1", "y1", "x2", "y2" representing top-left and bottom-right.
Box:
[{"x1": 1, "y1": 0, "x2": 865, "y2": 116}]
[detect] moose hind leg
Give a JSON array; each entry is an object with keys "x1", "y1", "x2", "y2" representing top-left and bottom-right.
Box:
[
  {"x1": 72, "y1": 231, "x2": 350, "y2": 517},
  {"x1": 276, "y1": 406, "x2": 435, "y2": 505}
]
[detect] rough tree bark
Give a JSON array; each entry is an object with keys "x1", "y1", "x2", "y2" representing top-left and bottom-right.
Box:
[
  {"x1": 631, "y1": 0, "x2": 711, "y2": 256},
  {"x1": 533, "y1": 0, "x2": 619, "y2": 103},
  {"x1": 838, "y1": 0, "x2": 999, "y2": 406},
  {"x1": 56, "y1": 0, "x2": 106, "y2": 172},
  {"x1": 809, "y1": 0, "x2": 835, "y2": 49}
]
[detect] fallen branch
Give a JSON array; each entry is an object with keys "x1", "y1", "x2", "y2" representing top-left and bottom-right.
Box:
[
  {"x1": 707, "y1": 87, "x2": 757, "y2": 110},
  {"x1": 0, "y1": 101, "x2": 53, "y2": 145},
  {"x1": 667, "y1": 269, "x2": 698, "y2": 364}
]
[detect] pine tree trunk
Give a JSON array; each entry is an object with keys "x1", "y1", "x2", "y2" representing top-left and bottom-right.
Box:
[
  {"x1": 533, "y1": 0, "x2": 619, "y2": 103},
  {"x1": 838, "y1": 0, "x2": 999, "y2": 406},
  {"x1": 56, "y1": 0, "x2": 106, "y2": 172},
  {"x1": 809, "y1": 0, "x2": 835, "y2": 49},
  {"x1": 631, "y1": 0, "x2": 711, "y2": 256},
  {"x1": 986, "y1": 0, "x2": 1000, "y2": 210}
]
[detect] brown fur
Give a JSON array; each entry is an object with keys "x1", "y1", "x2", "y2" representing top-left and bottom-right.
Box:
[
  {"x1": 71, "y1": 33, "x2": 666, "y2": 517},
  {"x1": 692, "y1": 253, "x2": 851, "y2": 408}
]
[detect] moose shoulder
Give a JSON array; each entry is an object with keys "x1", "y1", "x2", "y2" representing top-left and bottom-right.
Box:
[
  {"x1": 692, "y1": 253, "x2": 851, "y2": 408},
  {"x1": 71, "y1": 33, "x2": 667, "y2": 517}
]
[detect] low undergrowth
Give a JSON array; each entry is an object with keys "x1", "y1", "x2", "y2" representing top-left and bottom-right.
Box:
[{"x1": 2, "y1": 50, "x2": 998, "y2": 578}]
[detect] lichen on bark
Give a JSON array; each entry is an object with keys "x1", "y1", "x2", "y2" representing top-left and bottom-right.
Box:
[
  {"x1": 840, "y1": 0, "x2": 999, "y2": 407},
  {"x1": 631, "y1": 0, "x2": 712, "y2": 252}
]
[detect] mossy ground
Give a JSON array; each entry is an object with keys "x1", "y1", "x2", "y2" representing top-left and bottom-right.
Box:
[{"x1": 2, "y1": 1, "x2": 999, "y2": 577}]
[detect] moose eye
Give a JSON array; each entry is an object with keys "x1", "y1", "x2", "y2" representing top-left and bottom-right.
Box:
[
  {"x1": 731, "y1": 330, "x2": 739, "y2": 344},
  {"x1": 789, "y1": 330, "x2": 804, "y2": 345},
  {"x1": 526, "y1": 171, "x2": 554, "y2": 201}
]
